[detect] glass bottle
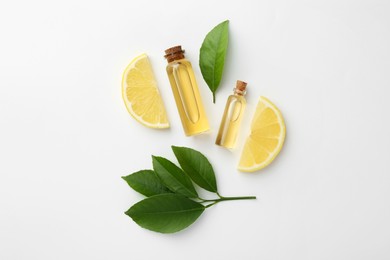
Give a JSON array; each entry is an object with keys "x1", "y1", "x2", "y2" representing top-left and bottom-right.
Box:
[
  {"x1": 164, "y1": 45, "x2": 210, "y2": 136},
  {"x1": 215, "y1": 80, "x2": 247, "y2": 148}
]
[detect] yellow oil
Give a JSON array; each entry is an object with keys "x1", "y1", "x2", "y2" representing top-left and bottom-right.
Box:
[
  {"x1": 166, "y1": 59, "x2": 210, "y2": 136},
  {"x1": 215, "y1": 94, "x2": 246, "y2": 148}
]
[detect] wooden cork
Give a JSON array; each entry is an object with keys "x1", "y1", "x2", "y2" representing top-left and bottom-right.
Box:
[
  {"x1": 235, "y1": 80, "x2": 247, "y2": 95},
  {"x1": 164, "y1": 45, "x2": 185, "y2": 62}
]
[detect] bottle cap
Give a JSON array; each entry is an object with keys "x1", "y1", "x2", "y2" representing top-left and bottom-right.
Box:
[
  {"x1": 164, "y1": 45, "x2": 185, "y2": 62},
  {"x1": 234, "y1": 80, "x2": 247, "y2": 95}
]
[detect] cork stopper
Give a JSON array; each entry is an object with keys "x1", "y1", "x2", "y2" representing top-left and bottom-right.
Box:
[
  {"x1": 234, "y1": 80, "x2": 247, "y2": 95},
  {"x1": 164, "y1": 45, "x2": 185, "y2": 63}
]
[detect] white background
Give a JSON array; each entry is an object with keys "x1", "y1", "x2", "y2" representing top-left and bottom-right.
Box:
[{"x1": 1, "y1": 0, "x2": 390, "y2": 259}]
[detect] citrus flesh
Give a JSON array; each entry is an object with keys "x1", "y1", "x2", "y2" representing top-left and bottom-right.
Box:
[
  {"x1": 122, "y1": 54, "x2": 169, "y2": 128},
  {"x1": 238, "y1": 96, "x2": 286, "y2": 172}
]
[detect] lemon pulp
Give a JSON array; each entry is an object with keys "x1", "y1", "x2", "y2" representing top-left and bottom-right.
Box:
[
  {"x1": 122, "y1": 54, "x2": 169, "y2": 129},
  {"x1": 238, "y1": 96, "x2": 286, "y2": 172}
]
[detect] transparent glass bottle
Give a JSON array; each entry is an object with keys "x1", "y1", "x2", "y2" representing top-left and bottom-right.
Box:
[
  {"x1": 164, "y1": 45, "x2": 210, "y2": 136},
  {"x1": 215, "y1": 80, "x2": 247, "y2": 148}
]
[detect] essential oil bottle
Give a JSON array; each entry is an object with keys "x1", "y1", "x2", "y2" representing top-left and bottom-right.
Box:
[
  {"x1": 164, "y1": 45, "x2": 210, "y2": 136},
  {"x1": 215, "y1": 80, "x2": 247, "y2": 148}
]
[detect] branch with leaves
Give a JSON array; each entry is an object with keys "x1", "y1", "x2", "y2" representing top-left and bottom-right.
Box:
[{"x1": 122, "y1": 146, "x2": 256, "y2": 233}]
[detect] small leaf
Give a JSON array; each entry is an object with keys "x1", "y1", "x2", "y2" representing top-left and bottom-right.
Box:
[
  {"x1": 122, "y1": 170, "x2": 171, "y2": 197},
  {"x1": 152, "y1": 156, "x2": 198, "y2": 198},
  {"x1": 199, "y1": 20, "x2": 229, "y2": 103},
  {"x1": 126, "y1": 194, "x2": 205, "y2": 233},
  {"x1": 172, "y1": 146, "x2": 218, "y2": 193}
]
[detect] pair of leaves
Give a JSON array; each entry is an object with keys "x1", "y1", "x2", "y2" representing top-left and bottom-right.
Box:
[
  {"x1": 123, "y1": 146, "x2": 217, "y2": 197},
  {"x1": 199, "y1": 20, "x2": 229, "y2": 103},
  {"x1": 122, "y1": 146, "x2": 217, "y2": 233},
  {"x1": 152, "y1": 156, "x2": 198, "y2": 198}
]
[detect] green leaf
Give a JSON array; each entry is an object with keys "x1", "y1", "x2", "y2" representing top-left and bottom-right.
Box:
[
  {"x1": 122, "y1": 170, "x2": 171, "y2": 197},
  {"x1": 199, "y1": 20, "x2": 229, "y2": 103},
  {"x1": 152, "y1": 156, "x2": 198, "y2": 198},
  {"x1": 126, "y1": 194, "x2": 205, "y2": 233},
  {"x1": 172, "y1": 146, "x2": 218, "y2": 193}
]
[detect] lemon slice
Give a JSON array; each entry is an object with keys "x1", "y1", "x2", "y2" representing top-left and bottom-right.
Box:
[
  {"x1": 238, "y1": 96, "x2": 286, "y2": 172},
  {"x1": 122, "y1": 53, "x2": 169, "y2": 129}
]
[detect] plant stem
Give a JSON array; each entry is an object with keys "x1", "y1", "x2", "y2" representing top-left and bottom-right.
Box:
[
  {"x1": 201, "y1": 195, "x2": 256, "y2": 203},
  {"x1": 205, "y1": 201, "x2": 218, "y2": 208},
  {"x1": 215, "y1": 196, "x2": 257, "y2": 202}
]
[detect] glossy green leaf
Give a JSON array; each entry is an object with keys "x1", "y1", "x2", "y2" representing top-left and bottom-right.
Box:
[
  {"x1": 152, "y1": 156, "x2": 198, "y2": 198},
  {"x1": 122, "y1": 170, "x2": 171, "y2": 197},
  {"x1": 172, "y1": 146, "x2": 218, "y2": 193},
  {"x1": 199, "y1": 20, "x2": 229, "y2": 103},
  {"x1": 126, "y1": 194, "x2": 205, "y2": 233}
]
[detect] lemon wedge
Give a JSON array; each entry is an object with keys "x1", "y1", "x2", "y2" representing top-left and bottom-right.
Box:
[
  {"x1": 122, "y1": 54, "x2": 169, "y2": 129},
  {"x1": 238, "y1": 96, "x2": 286, "y2": 172}
]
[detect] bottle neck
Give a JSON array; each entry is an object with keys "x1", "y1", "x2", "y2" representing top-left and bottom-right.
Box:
[
  {"x1": 166, "y1": 53, "x2": 185, "y2": 63},
  {"x1": 233, "y1": 87, "x2": 246, "y2": 96}
]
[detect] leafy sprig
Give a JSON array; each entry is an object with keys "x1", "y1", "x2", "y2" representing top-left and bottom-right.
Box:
[{"x1": 122, "y1": 146, "x2": 256, "y2": 234}]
